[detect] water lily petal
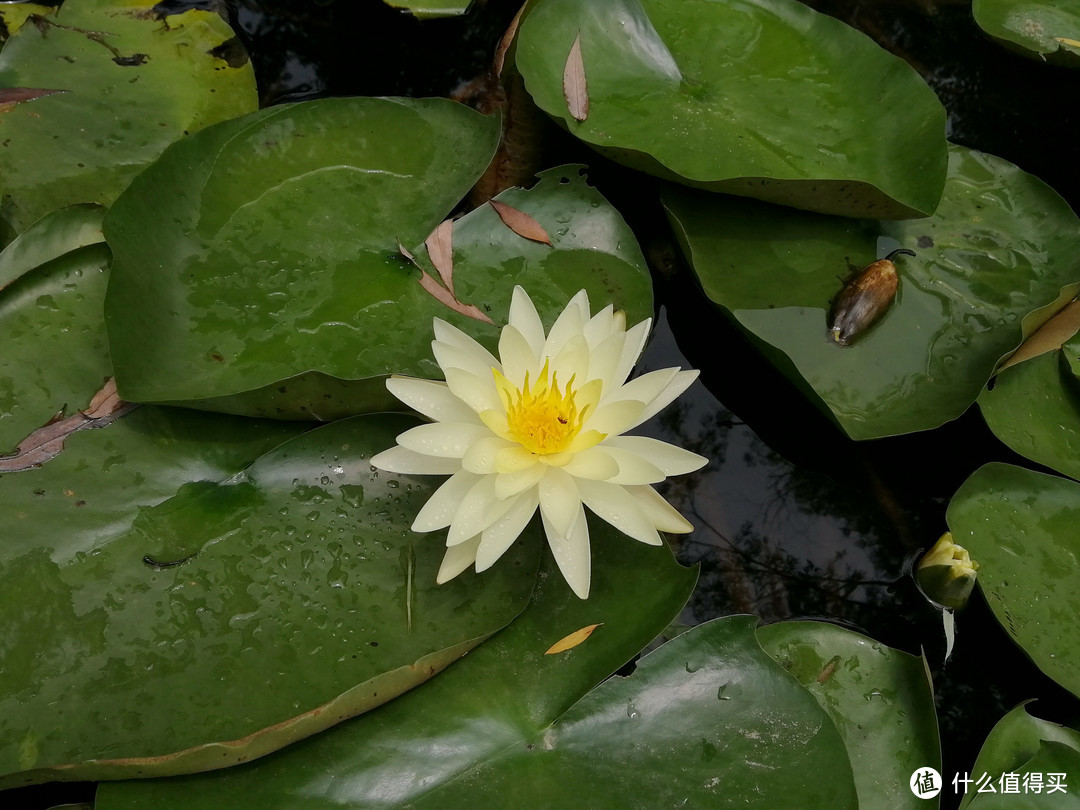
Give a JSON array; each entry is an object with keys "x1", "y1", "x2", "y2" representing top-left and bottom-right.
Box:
[
  {"x1": 475, "y1": 488, "x2": 540, "y2": 571},
  {"x1": 444, "y1": 367, "x2": 502, "y2": 414},
  {"x1": 561, "y1": 446, "x2": 620, "y2": 481},
  {"x1": 577, "y1": 479, "x2": 662, "y2": 546},
  {"x1": 542, "y1": 504, "x2": 591, "y2": 599},
  {"x1": 495, "y1": 463, "x2": 546, "y2": 499},
  {"x1": 610, "y1": 318, "x2": 651, "y2": 390},
  {"x1": 586, "y1": 399, "x2": 646, "y2": 437},
  {"x1": 413, "y1": 471, "x2": 480, "y2": 532},
  {"x1": 498, "y1": 324, "x2": 539, "y2": 387},
  {"x1": 630, "y1": 369, "x2": 700, "y2": 428},
  {"x1": 587, "y1": 331, "x2": 627, "y2": 394},
  {"x1": 630, "y1": 485, "x2": 694, "y2": 533},
  {"x1": 461, "y1": 435, "x2": 515, "y2": 474},
  {"x1": 508, "y1": 286, "x2": 546, "y2": 352},
  {"x1": 606, "y1": 367, "x2": 679, "y2": 407},
  {"x1": 538, "y1": 466, "x2": 581, "y2": 537},
  {"x1": 436, "y1": 534, "x2": 481, "y2": 584},
  {"x1": 432, "y1": 317, "x2": 499, "y2": 366},
  {"x1": 603, "y1": 436, "x2": 709, "y2": 476},
  {"x1": 386, "y1": 376, "x2": 481, "y2": 424},
  {"x1": 550, "y1": 334, "x2": 590, "y2": 386},
  {"x1": 583, "y1": 303, "x2": 616, "y2": 348},
  {"x1": 599, "y1": 446, "x2": 666, "y2": 485},
  {"x1": 370, "y1": 445, "x2": 461, "y2": 475},
  {"x1": 447, "y1": 475, "x2": 518, "y2": 546},
  {"x1": 543, "y1": 289, "x2": 589, "y2": 358},
  {"x1": 397, "y1": 422, "x2": 491, "y2": 458},
  {"x1": 495, "y1": 444, "x2": 539, "y2": 473},
  {"x1": 433, "y1": 340, "x2": 499, "y2": 383}
]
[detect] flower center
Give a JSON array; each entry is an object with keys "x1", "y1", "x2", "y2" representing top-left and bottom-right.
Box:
[{"x1": 495, "y1": 360, "x2": 587, "y2": 455}]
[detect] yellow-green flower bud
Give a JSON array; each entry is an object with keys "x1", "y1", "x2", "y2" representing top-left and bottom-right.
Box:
[{"x1": 916, "y1": 532, "x2": 980, "y2": 610}]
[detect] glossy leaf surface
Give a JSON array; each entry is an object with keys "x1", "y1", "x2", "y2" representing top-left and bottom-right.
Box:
[
  {"x1": 948, "y1": 464, "x2": 1080, "y2": 701},
  {"x1": 97, "y1": 518, "x2": 701, "y2": 809},
  {"x1": 973, "y1": 0, "x2": 1080, "y2": 66},
  {"x1": 0, "y1": 204, "x2": 103, "y2": 291},
  {"x1": 758, "y1": 621, "x2": 940, "y2": 810},
  {"x1": 0, "y1": 0, "x2": 257, "y2": 235},
  {"x1": 960, "y1": 703, "x2": 1080, "y2": 809},
  {"x1": 665, "y1": 145, "x2": 1080, "y2": 440},
  {"x1": 99, "y1": 611, "x2": 868, "y2": 810},
  {"x1": 968, "y1": 742, "x2": 1080, "y2": 809},
  {"x1": 0, "y1": 412, "x2": 540, "y2": 788},
  {"x1": 516, "y1": 0, "x2": 948, "y2": 218},
  {"x1": 979, "y1": 351, "x2": 1080, "y2": 481}
]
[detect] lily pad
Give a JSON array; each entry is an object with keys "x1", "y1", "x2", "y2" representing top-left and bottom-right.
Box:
[
  {"x1": 968, "y1": 742, "x2": 1080, "y2": 809},
  {"x1": 0, "y1": 412, "x2": 540, "y2": 788},
  {"x1": 98, "y1": 612, "x2": 868, "y2": 809},
  {"x1": 0, "y1": 0, "x2": 257, "y2": 235},
  {"x1": 973, "y1": 0, "x2": 1080, "y2": 67},
  {"x1": 960, "y1": 703, "x2": 1080, "y2": 809},
  {"x1": 105, "y1": 139, "x2": 652, "y2": 417},
  {"x1": 978, "y1": 351, "x2": 1080, "y2": 481},
  {"x1": 664, "y1": 144, "x2": 1080, "y2": 440},
  {"x1": 947, "y1": 463, "x2": 1080, "y2": 700},
  {"x1": 0, "y1": 204, "x2": 104, "y2": 293},
  {"x1": 382, "y1": 0, "x2": 471, "y2": 18},
  {"x1": 515, "y1": 0, "x2": 948, "y2": 218},
  {"x1": 758, "y1": 621, "x2": 939, "y2": 810}
]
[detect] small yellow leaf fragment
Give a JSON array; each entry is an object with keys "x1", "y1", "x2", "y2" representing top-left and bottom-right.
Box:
[
  {"x1": 1055, "y1": 37, "x2": 1080, "y2": 48},
  {"x1": 545, "y1": 623, "x2": 603, "y2": 655},
  {"x1": 424, "y1": 219, "x2": 455, "y2": 295},
  {"x1": 563, "y1": 33, "x2": 588, "y2": 122},
  {"x1": 489, "y1": 200, "x2": 552, "y2": 245}
]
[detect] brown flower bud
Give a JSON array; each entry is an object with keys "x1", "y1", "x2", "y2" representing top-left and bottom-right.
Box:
[{"x1": 829, "y1": 249, "x2": 914, "y2": 346}]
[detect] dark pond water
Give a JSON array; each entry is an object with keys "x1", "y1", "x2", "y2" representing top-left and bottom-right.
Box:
[{"x1": 7, "y1": 0, "x2": 1080, "y2": 808}]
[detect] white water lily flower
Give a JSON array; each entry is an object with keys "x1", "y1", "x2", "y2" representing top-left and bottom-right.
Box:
[{"x1": 370, "y1": 286, "x2": 707, "y2": 599}]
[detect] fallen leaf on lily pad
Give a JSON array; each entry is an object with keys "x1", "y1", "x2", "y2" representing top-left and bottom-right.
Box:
[
  {"x1": 489, "y1": 199, "x2": 553, "y2": 245},
  {"x1": 0, "y1": 86, "x2": 64, "y2": 111},
  {"x1": 545, "y1": 623, "x2": 603, "y2": 654},
  {"x1": 425, "y1": 219, "x2": 456, "y2": 295},
  {"x1": 563, "y1": 33, "x2": 588, "y2": 122},
  {"x1": 997, "y1": 299, "x2": 1080, "y2": 372}
]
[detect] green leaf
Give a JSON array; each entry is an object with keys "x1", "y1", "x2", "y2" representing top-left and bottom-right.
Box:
[
  {"x1": 105, "y1": 146, "x2": 652, "y2": 418},
  {"x1": 947, "y1": 463, "x2": 1080, "y2": 700},
  {"x1": 968, "y1": 742, "x2": 1080, "y2": 808},
  {"x1": 973, "y1": 0, "x2": 1080, "y2": 67},
  {"x1": 515, "y1": 0, "x2": 947, "y2": 218},
  {"x1": 960, "y1": 703, "x2": 1080, "y2": 809},
  {"x1": 758, "y1": 621, "x2": 940, "y2": 810},
  {"x1": 0, "y1": 0, "x2": 257, "y2": 234},
  {"x1": 664, "y1": 144, "x2": 1080, "y2": 440},
  {"x1": 0, "y1": 413, "x2": 541, "y2": 788},
  {"x1": 96, "y1": 518, "x2": 701, "y2": 810},
  {"x1": 979, "y1": 351, "x2": 1080, "y2": 481},
  {"x1": 0, "y1": 205, "x2": 104, "y2": 292},
  {"x1": 381, "y1": 0, "x2": 471, "y2": 18}
]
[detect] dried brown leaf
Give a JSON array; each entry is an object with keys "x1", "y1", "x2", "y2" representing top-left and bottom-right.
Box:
[
  {"x1": 417, "y1": 270, "x2": 493, "y2": 325},
  {"x1": 489, "y1": 200, "x2": 552, "y2": 246},
  {"x1": 545, "y1": 623, "x2": 603, "y2": 655},
  {"x1": 397, "y1": 239, "x2": 416, "y2": 262},
  {"x1": 563, "y1": 33, "x2": 588, "y2": 122},
  {"x1": 425, "y1": 219, "x2": 455, "y2": 296},
  {"x1": 493, "y1": 2, "x2": 528, "y2": 77},
  {"x1": 0, "y1": 378, "x2": 136, "y2": 472},
  {"x1": 0, "y1": 87, "x2": 65, "y2": 112},
  {"x1": 998, "y1": 299, "x2": 1080, "y2": 372}
]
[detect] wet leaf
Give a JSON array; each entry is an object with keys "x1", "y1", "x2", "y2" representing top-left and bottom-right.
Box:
[
  {"x1": 0, "y1": 378, "x2": 135, "y2": 472},
  {"x1": 545, "y1": 622, "x2": 602, "y2": 654},
  {"x1": 380, "y1": 0, "x2": 471, "y2": 19},
  {"x1": 488, "y1": 199, "x2": 553, "y2": 245},
  {"x1": 417, "y1": 268, "x2": 493, "y2": 324},
  {"x1": 948, "y1": 463, "x2": 1080, "y2": 700},
  {"x1": 0, "y1": 204, "x2": 104, "y2": 292},
  {"x1": 517, "y1": 0, "x2": 948, "y2": 218},
  {"x1": 758, "y1": 621, "x2": 939, "y2": 810},
  {"x1": 0, "y1": 0, "x2": 257, "y2": 234},
  {"x1": 562, "y1": 33, "x2": 588, "y2": 122},
  {"x1": 424, "y1": 219, "x2": 456, "y2": 295},
  {"x1": 665, "y1": 144, "x2": 1080, "y2": 440},
  {"x1": 105, "y1": 153, "x2": 651, "y2": 418},
  {"x1": 973, "y1": 0, "x2": 1080, "y2": 67},
  {"x1": 960, "y1": 703, "x2": 1080, "y2": 810},
  {"x1": 967, "y1": 743, "x2": 1080, "y2": 809},
  {"x1": 979, "y1": 351, "x2": 1080, "y2": 481}
]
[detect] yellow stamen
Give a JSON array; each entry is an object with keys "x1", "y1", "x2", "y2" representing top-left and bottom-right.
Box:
[{"x1": 493, "y1": 359, "x2": 589, "y2": 455}]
